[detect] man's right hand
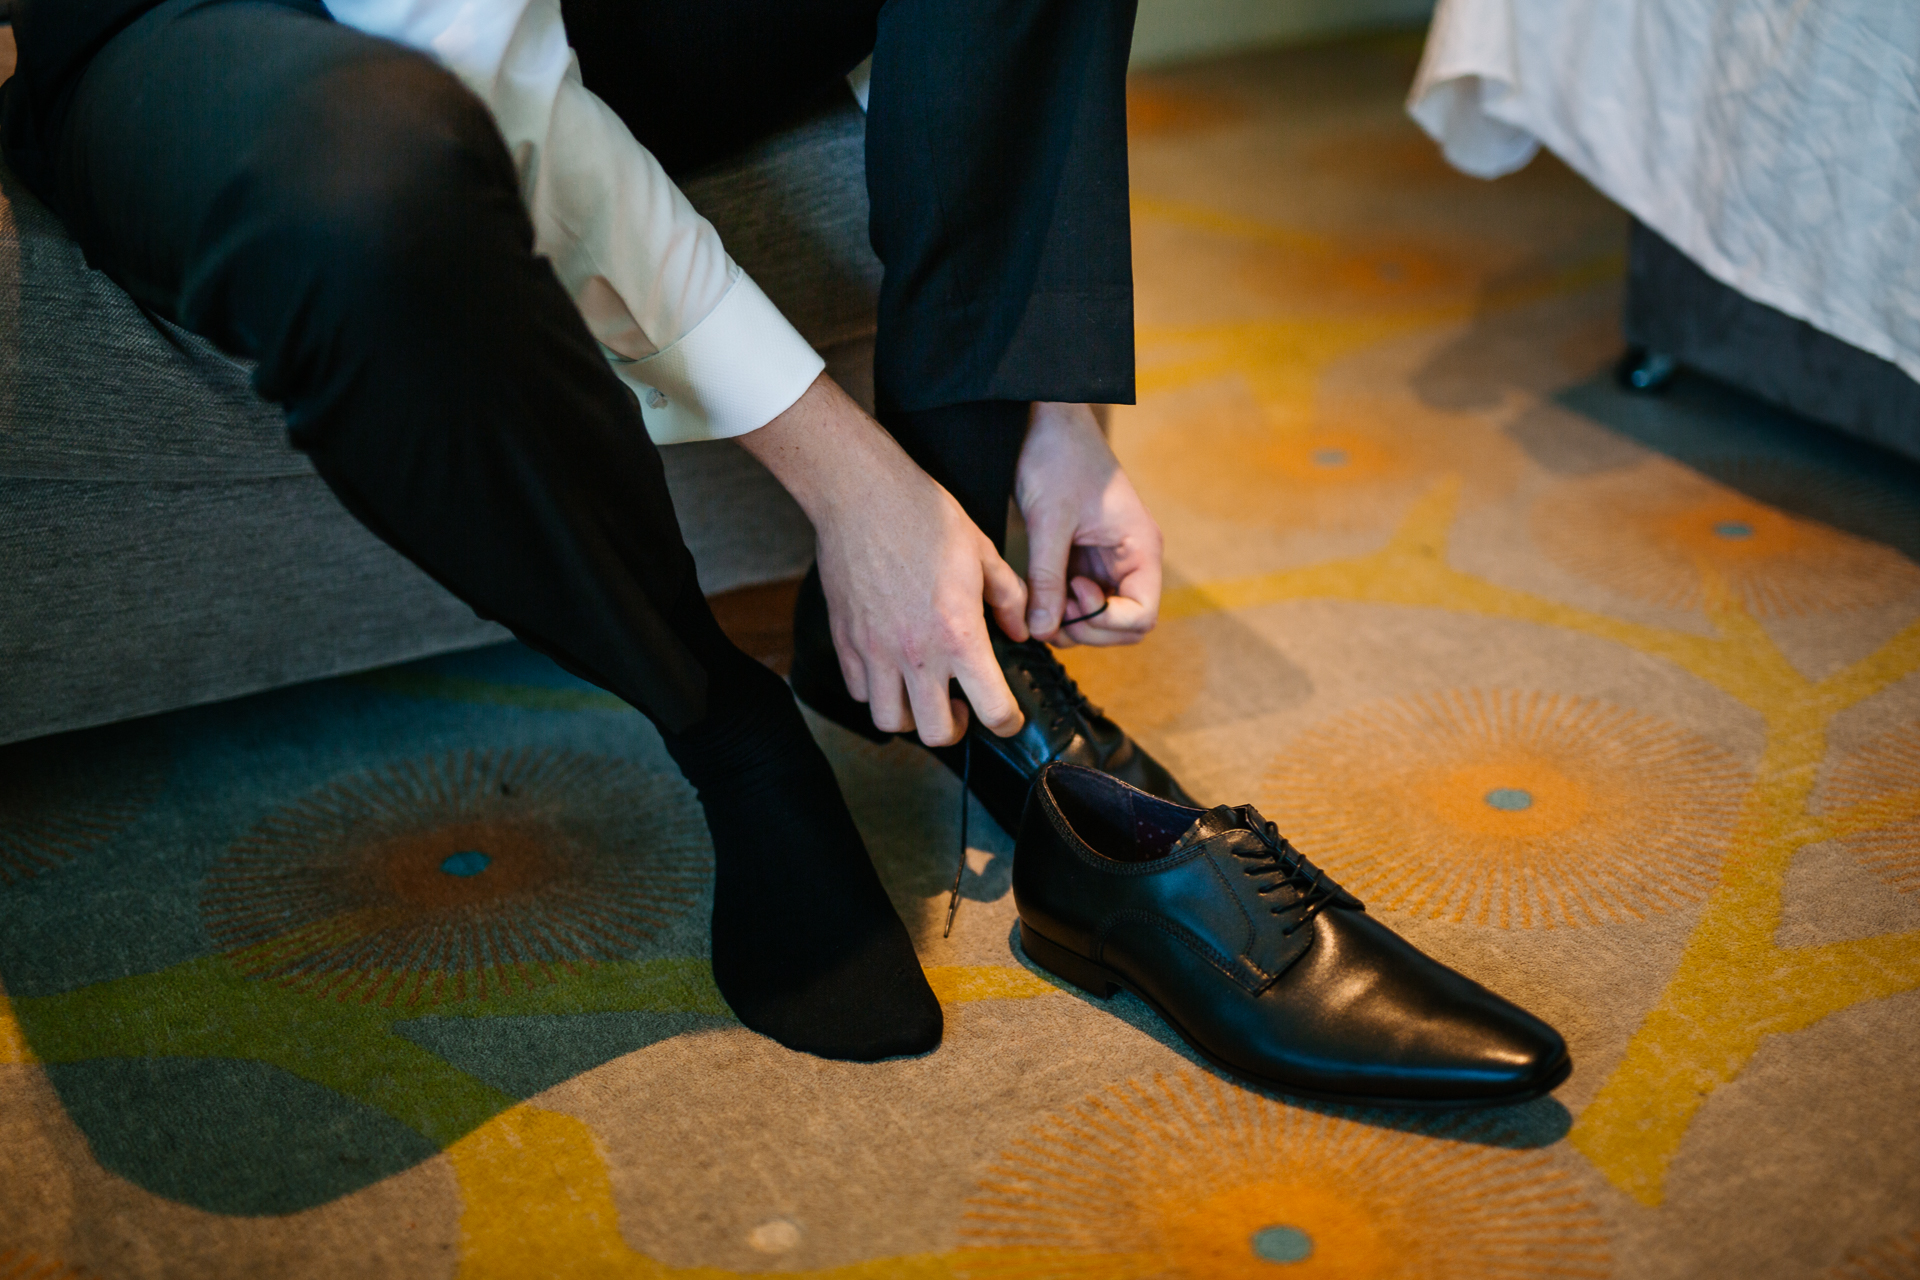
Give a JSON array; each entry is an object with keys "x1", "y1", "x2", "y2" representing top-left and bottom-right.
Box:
[{"x1": 737, "y1": 374, "x2": 1028, "y2": 748}]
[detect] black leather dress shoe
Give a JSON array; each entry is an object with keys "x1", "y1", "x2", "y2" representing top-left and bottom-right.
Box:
[
  {"x1": 1014, "y1": 763, "x2": 1571, "y2": 1108},
  {"x1": 789, "y1": 565, "x2": 1200, "y2": 835}
]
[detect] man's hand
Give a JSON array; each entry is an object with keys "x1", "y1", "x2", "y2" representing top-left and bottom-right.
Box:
[
  {"x1": 1017, "y1": 402, "x2": 1163, "y2": 647},
  {"x1": 738, "y1": 375, "x2": 1029, "y2": 747}
]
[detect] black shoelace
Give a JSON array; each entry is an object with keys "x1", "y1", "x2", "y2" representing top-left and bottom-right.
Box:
[
  {"x1": 1235, "y1": 819, "x2": 1349, "y2": 936},
  {"x1": 1061, "y1": 600, "x2": 1109, "y2": 628},
  {"x1": 1004, "y1": 640, "x2": 1101, "y2": 735},
  {"x1": 943, "y1": 736, "x2": 972, "y2": 937},
  {"x1": 946, "y1": 605, "x2": 1107, "y2": 935}
]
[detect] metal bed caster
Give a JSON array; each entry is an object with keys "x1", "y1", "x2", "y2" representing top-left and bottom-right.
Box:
[{"x1": 1616, "y1": 346, "x2": 1679, "y2": 394}]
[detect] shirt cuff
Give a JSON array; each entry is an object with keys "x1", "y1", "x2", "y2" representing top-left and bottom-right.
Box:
[{"x1": 618, "y1": 271, "x2": 826, "y2": 445}]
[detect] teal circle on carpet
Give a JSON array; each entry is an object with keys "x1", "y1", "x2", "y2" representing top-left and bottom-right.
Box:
[
  {"x1": 1312, "y1": 448, "x2": 1349, "y2": 468},
  {"x1": 1485, "y1": 787, "x2": 1534, "y2": 811},
  {"x1": 1713, "y1": 520, "x2": 1755, "y2": 539},
  {"x1": 440, "y1": 850, "x2": 491, "y2": 877},
  {"x1": 1250, "y1": 1224, "x2": 1313, "y2": 1263},
  {"x1": 201, "y1": 750, "x2": 711, "y2": 1010}
]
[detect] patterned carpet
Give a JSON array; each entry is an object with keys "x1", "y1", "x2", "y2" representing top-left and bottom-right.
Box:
[{"x1": 6, "y1": 33, "x2": 1920, "y2": 1280}]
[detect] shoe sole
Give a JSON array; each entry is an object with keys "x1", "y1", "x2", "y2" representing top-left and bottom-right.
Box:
[{"x1": 1018, "y1": 919, "x2": 1574, "y2": 1112}]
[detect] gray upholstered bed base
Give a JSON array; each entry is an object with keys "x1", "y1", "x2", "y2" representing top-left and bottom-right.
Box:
[
  {"x1": 0, "y1": 84, "x2": 879, "y2": 746},
  {"x1": 1624, "y1": 220, "x2": 1920, "y2": 463}
]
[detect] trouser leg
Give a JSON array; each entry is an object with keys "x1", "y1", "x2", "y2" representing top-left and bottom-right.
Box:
[
  {"x1": 557, "y1": 0, "x2": 1138, "y2": 546},
  {"x1": 866, "y1": 0, "x2": 1138, "y2": 547},
  {"x1": 558, "y1": 0, "x2": 880, "y2": 177},
  {"x1": 56, "y1": 0, "x2": 718, "y2": 729},
  {"x1": 866, "y1": 0, "x2": 1138, "y2": 412},
  {"x1": 50, "y1": 0, "x2": 951, "y2": 1062}
]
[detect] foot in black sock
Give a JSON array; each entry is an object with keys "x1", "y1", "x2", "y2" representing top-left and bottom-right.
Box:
[{"x1": 663, "y1": 651, "x2": 942, "y2": 1061}]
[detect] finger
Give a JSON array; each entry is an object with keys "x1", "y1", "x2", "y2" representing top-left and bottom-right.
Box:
[
  {"x1": 1067, "y1": 542, "x2": 1121, "y2": 593},
  {"x1": 1067, "y1": 568, "x2": 1170, "y2": 644},
  {"x1": 833, "y1": 627, "x2": 871, "y2": 703},
  {"x1": 1023, "y1": 513, "x2": 1076, "y2": 640},
  {"x1": 1067, "y1": 598, "x2": 1158, "y2": 645},
  {"x1": 948, "y1": 696, "x2": 971, "y2": 736},
  {"x1": 981, "y1": 547, "x2": 1031, "y2": 641},
  {"x1": 906, "y1": 666, "x2": 961, "y2": 747},
  {"x1": 1116, "y1": 552, "x2": 1162, "y2": 624},
  {"x1": 951, "y1": 632, "x2": 1024, "y2": 737},
  {"x1": 866, "y1": 668, "x2": 916, "y2": 735},
  {"x1": 1055, "y1": 576, "x2": 1109, "y2": 647},
  {"x1": 1071, "y1": 545, "x2": 1160, "y2": 628}
]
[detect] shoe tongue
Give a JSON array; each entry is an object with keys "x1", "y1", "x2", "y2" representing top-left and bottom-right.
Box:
[{"x1": 1168, "y1": 804, "x2": 1252, "y2": 856}]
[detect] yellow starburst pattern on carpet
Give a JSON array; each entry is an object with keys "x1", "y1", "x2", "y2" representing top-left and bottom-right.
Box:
[
  {"x1": 1130, "y1": 195, "x2": 1621, "y2": 418},
  {"x1": 1826, "y1": 1229, "x2": 1920, "y2": 1280},
  {"x1": 1129, "y1": 377, "x2": 1525, "y2": 536},
  {"x1": 1151, "y1": 482, "x2": 1920, "y2": 1205},
  {"x1": 0, "y1": 1248, "x2": 97, "y2": 1279},
  {"x1": 1820, "y1": 726, "x2": 1920, "y2": 894},
  {"x1": 0, "y1": 730, "x2": 167, "y2": 886},
  {"x1": 202, "y1": 750, "x2": 710, "y2": 1009},
  {"x1": 419, "y1": 141, "x2": 1914, "y2": 1275},
  {"x1": 1261, "y1": 689, "x2": 1747, "y2": 928},
  {"x1": 1531, "y1": 460, "x2": 1920, "y2": 617},
  {"x1": 952, "y1": 1070, "x2": 1610, "y2": 1280},
  {"x1": 448, "y1": 1104, "x2": 961, "y2": 1280}
]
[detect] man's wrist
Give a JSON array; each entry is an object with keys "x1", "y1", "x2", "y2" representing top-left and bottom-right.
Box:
[{"x1": 735, "y1": 374, "x2": 913, "y2": 528}]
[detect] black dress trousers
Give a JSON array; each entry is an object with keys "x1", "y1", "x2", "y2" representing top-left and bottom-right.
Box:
[
  {"x1": 556, "y1": 0, "x2": 1139, "y2": 411},
  {"x1": 6, "y1": 0, "x2": 1138, "y2": 728}
]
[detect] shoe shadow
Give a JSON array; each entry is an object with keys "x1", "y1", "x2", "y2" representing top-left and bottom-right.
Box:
[
  {"x1": 810, "y1": 717, "x2": 1016, "y2": 908},
  {"x1": 1005, "y1": 921, "x2": 1574, "y2": 1150}
]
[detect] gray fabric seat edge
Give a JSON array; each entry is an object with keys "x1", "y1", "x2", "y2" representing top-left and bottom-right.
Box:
[{"x1": 0, "y1": 77, "x2": 878, "y2": 746}]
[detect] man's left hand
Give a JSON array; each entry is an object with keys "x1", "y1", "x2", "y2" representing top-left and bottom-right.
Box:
[{"x1": 1016, "y1": 402, "x2": 1163, "y2": 647}]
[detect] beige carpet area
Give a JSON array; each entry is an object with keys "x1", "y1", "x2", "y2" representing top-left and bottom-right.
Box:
[{"x1": 4, "y1": 33, "x2": 1920, "y2": 1280}]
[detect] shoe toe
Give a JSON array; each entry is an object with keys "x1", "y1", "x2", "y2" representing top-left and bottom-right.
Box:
[
  {"x1": 1257, "y1": 910, "x2": 1569, "y2": 1104},
  {"x1": 1405, "y1": 1000, "x2": 1569, "y2": 1101}
]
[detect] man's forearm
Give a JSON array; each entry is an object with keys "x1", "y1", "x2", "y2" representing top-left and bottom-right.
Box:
[{"x1": 734, "y1": 375, "x2": 915, "y2": 526}]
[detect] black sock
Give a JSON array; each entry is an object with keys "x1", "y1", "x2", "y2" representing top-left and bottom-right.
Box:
[{"x1": 659, "y1": 601, "x2": 941, "y2": 1061}]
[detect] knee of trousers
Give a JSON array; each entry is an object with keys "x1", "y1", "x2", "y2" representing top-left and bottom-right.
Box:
[{"x1": 207, "y1": 50, "x2": 537, "y2": 369}]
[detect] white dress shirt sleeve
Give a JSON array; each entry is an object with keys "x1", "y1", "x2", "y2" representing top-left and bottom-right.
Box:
[{"x1": 321, "y1": 0, "x2": 826, "y2": 444}]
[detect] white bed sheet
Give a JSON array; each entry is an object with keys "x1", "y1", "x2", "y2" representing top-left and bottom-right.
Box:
[{"x1": 1406, "y1": 0, "x2": 1920, "y2": 385}]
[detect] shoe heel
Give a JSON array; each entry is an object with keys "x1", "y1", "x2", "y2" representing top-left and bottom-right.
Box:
[{"x1": 1019, "y1": 921, "x2": 1120, "y2": 998}]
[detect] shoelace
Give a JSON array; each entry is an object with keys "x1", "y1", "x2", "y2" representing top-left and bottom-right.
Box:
[
  {"x1": 1060, "y1": 600, "x2": 1109, "y2": 628},
  {"x1": 946, "y1": 604, "x2": 1107, "y2": 935},
  {"x1": 1235, "y1": 819, "x2": 1348, "y2": 937},
  {"x1": 1004, "y1": 640, "x2": 1102, "y2": 735},
  {"x1": 943, "y1": 736, "x2": 972, "y2": 937}
]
